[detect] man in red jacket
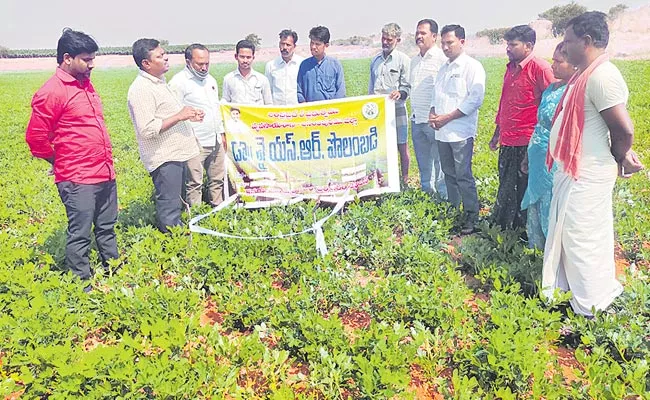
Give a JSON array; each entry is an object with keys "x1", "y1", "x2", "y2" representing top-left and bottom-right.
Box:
[{"x1": 25, "y1": 28, "x2": 118, "y2": 289}]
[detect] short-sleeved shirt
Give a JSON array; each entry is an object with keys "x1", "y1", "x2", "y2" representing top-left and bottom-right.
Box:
[
  {"x1": 222, "y1": 69, "x2": 273, "y2": 105},
  {"x1": 369, "y1": 49, "x2": 411, "y2": 128},
  {"x1": 549, "y1": 61, "x2": 628, "y2": 170},
  {"x1": 496, "y1": 53, "x2": 554, "y2": 146}
]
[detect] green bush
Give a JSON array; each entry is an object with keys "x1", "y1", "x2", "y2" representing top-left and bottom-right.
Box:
[
  {"x1": 539, "y1": 2, "x2": 588, "y2": 36},
  {"x1": 476, "y1": 28, "x2": 509, "y2": 45},
  {"x1": 608, "y1": 3, "x2": 628, "y2": 19}
]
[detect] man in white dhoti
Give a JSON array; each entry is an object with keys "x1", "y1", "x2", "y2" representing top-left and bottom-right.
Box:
[{"x1": 543, "y1": 11, "x2": 644, "y2": 316}]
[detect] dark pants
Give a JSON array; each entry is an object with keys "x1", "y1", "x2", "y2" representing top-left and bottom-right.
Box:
[
  {"x1": 150, "y1": 161, "x2": 185, "y2": 233},
  {"x1": 492, "y1": 145, "x2": 528, "y2": 230},
  {"x1": 57, "y1": 180, "x2": 118, "y2": 280},
  {"x1": 437, "y1": 138, "x2": 479, "y2": 222}
]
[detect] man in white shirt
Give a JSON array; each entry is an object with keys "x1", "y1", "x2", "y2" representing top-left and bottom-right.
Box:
[
  {"x1": 429, "y1": 25, "x2": 486, "y2": 234},
  {"x1": 222, "y1": 40, "x2": 273, "y2": 105},
  {"x1": 410, "y1": 18, "x2": 448, "y2": 197},
  {"x1": 369, "y1": 23, "x2": 411, "y2": 186},
  {"x1": 169, "y1": 43, "x2": 226, "y2": 207},
  {"x1": 265, "y1": 29, "x2": 304, "y2": 105}
]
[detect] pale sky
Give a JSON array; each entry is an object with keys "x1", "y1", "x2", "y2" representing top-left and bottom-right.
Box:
[{"x1": 1, "y1": 0, "x2": 646, "y2": 49}]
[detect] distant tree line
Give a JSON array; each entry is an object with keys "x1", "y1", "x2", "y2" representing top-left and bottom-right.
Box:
[
  {"x1": 476, "y1": 2, "x2": 628, "y2": 44},
  {"x1": 0, "y1": 43, "x2": 234, "y2": 59}
]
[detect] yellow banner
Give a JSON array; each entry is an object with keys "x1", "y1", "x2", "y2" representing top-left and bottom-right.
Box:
[{"x1": 221, "y1": 95, "x2": 399, "y2": 204}]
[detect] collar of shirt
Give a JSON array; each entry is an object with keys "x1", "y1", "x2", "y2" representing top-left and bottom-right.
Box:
[
  {"x1": 276, "y1": 55, "x2": 303, "y2": 66},
  {"x1": 234, "y1": 69, "x2": 260, "y2": 80},
  {"x1": 418, "y1": 47, "x2": 438, "y2": 60},
  {"x1": 315, "y1": 55, "x2": 331, "y2": 66},
  {"x1": 374, "y1": 52, "x2": 393, "y2": 63},
  {"x1": 446, "y1": 52, "x2": 468, "y2": 68},
  {"x1": 138, "y1": 69, "x2": 166, "y2": 84},
  {"x1": 508, "y1": 51, "x2": 536, "y2": 72},
  {"x1": 55, "y1": 67, "x2": 83, "y2": 86}
]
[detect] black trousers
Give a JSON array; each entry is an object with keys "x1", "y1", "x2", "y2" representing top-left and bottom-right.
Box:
[
  {"x1": 492, "y1": 145, "x2": 528, "y2": 230},
  {"x1": 150, "y1": 161, "x2": 185, "y2": 233},
  {"x1": 57, "y1": 180, "x2": 119, "y2": 280}
]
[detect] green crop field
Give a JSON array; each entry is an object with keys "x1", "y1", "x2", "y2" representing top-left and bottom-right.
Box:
[{"x1": 0, "y1": 58, "x2": 648, "y2": 399}]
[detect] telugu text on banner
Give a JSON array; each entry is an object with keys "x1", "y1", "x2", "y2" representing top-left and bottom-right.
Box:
[{"x1": 221, "y1": 95, "x2": 399, "y2": 205}]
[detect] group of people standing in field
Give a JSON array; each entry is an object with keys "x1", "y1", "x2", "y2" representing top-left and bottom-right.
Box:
[{"x1": 25, "y1": 11, "x2": 644, "y2": 317}]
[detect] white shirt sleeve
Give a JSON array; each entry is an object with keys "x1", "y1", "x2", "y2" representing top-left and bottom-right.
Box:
[
  {"x1": 458, "y1": 60, "x2": 486, "y2": 116},
  {"x1": 222, "y1": 75, "x2": 232, "y2": 102}
]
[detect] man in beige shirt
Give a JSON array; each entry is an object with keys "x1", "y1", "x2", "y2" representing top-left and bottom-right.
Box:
[{"x1": 127, "y1": 38, "x2": 202, "y2": 232}]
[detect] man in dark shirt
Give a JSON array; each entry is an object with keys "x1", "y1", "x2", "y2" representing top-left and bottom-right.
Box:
[{"x1": 297, "y1": 26, "x2": 346, "y2": 103}]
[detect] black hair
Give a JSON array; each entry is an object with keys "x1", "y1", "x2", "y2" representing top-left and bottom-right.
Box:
[
  {"x1": 132, "y1": 38, "x2": 160, "y2": 70},
  {"x1": 567, "y1": 11, "x2": 609, "y2": 48},
  {"x1": 309, "y1": 26, "x2": 331, "y2": 44},
  {"x1": 417, "y1": 19, "x2": 439, "y2": 35},
  {"x1": 236, "y1": 39, "x2": 256, "y2": 55},
  {"x1": 441, "y1": 24, "x2": 465, "y2": 40},
  {"x1": 504, "y1": 25, "x2": 536, "y2": 45},
  {"x1": 56, "y1": 28, "x2": 99, "y2": 64},
  {"x1": 184, "y1": 43, "x2": 209, "y2": 60},
  {"x1": 279, "y1": 29, "x2": 298, "y2": 44}
]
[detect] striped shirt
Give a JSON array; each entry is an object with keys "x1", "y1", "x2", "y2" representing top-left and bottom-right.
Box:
[
  {"x1": 409, "y1": 46, "x2": 447, "y2": 123},
  {"x1": 127, "y1": 70, "x2": 200, "y2": 172}
]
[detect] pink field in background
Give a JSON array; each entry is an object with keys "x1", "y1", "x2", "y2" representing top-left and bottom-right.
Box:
[{"x1": 3, "y1": 6, "x2": 649, "y2": 72}]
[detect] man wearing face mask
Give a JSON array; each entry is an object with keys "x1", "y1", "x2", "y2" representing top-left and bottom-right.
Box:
[{"x1": 169, "y1": 44, "x2": 226, "y2": 207}]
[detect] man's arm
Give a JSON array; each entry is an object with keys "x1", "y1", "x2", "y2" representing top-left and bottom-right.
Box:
[
  {"x1": 489, "y1": 125, "x2": 500, "y2": 151},
  {"x1": 128, "y1": 90, "x2": 196, "y2": 138},
  {"x1": 297, "y1": 64, "x2": 306, "y2": 103},
  {"x1": 221, "y1": 75, "x2": 232, "y2": 102},
  {"x1": 25, "y1": 90, "x2": 60, "y2": 164},
  {"x1": 455, "y1": 61, "x2": 486, "y2": 118},
  {"x1": 491, "y1": 70, "x2": 508, "y2": 151},
  {"x1": 264, "y1": 61, "x2": 273, "y2": 87},
  {"x1": 431, "y1": 62, "x2": 487, "y2": 130},
  {"x1": 397, "y1": 56, "x2": 411, "y2": 101},
  {"x1": 262, "y1": 76, "x2": 273, "y2": 105},
  {"x1": 601, "y1": 104, "x2": 643, "y2": 175},
  {"x1": 368, "y1": 59, "x2": 375, "y2": 95},
  {"x1": 335, "y1": 60, "x2": 346, "y2": 99}
]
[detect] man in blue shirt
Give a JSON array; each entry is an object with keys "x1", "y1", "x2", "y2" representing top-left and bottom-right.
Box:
[{"x1": 297, "y1": 26, "x2": 346, "y2": 102}]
